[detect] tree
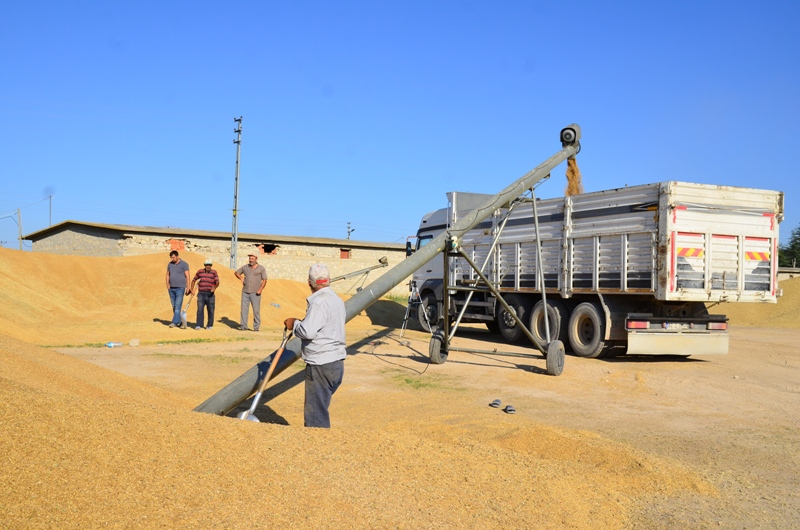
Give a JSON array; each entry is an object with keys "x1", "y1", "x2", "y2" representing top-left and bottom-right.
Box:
[{"x1": 779, "y1": 223, "x2": 800, "y2": 268}]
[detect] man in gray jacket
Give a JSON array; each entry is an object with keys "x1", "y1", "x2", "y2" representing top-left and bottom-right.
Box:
[{"x1": 284, "y1": 263, "x2": 346, "y2": 428}]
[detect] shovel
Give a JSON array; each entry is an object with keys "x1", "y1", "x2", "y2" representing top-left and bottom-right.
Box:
[
  {"x1": 180, "y1": 291, "x2": 194, "y2": 328},
  {"x1": 237, "y1": 328, "x2": 293, "y2": 422}
]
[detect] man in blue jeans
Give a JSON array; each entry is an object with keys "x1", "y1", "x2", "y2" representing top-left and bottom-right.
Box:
[
  {"x1": 284, "y1": 263, "x2": 346, "y2": 428},
  {"x1": 165, "y1": 250, "x2": 191, "y2": 329}
]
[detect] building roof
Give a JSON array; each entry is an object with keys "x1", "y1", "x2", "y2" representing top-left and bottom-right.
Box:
[{"x1": 24, "y1": 220, "x2": 404, "y2": 250}]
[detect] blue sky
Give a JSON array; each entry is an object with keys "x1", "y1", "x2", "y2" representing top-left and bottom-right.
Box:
[{"x1": 1, "y1": 1, "x2": 798, "y2": 250}]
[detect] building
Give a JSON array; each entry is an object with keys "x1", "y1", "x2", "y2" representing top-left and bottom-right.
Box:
[{"x1": 24, "y1": 221, "x2": 410, "y2": 296}]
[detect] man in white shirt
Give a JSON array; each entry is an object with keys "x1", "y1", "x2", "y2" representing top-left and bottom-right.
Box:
[{"x1": 284, "y1": 263, "x2": 346, "y2": 428}]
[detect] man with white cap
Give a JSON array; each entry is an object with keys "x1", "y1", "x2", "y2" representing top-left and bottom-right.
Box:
[
  {"x1": 190, "y1": 259, "x2": 220, "y2": 329},
  {"x1": 234, "y1": 253, "x2": 268, "y2": 331},
  {"x1": 284, "y1": 263, "x2": 347, "y2": 428}
]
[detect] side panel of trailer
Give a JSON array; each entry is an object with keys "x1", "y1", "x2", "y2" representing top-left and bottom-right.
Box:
[
  {"x1": 449, "y1": 182, "x2": 781, "y2": 304},
  {"x1": 566, "y1": 184, "x2": 660, "y2": 296}
]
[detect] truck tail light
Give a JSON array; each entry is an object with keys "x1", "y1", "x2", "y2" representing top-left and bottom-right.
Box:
[
  {"x1": 707, "y1": 322, "x2": 727, "y2": 330},
  {"x1": 627, "y1": 320, "x2": 649, "y2": 329}
]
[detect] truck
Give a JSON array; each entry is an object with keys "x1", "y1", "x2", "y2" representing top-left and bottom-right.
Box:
[{"x1": 410, "y1": 181, "x2": 784, "y2": 357}]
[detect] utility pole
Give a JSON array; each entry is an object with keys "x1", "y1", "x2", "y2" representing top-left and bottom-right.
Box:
[
  {"x1": 230, "y1": 117, "x2": 242, "y2": 269},
  {"x1": 17, "y1": 209, "x2": 22, "y2": 250},
  {"x1": 347, "y1": 222, "x2": 355, "y2": 240}
]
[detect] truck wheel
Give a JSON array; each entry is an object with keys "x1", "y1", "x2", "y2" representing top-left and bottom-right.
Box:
[
  {"x1": 429, "y1": 330, "x2": 448, "y2": 364},
  {"x1": 497, "y1": 294, "x2": 531, "y2": 343},
  {"x1": 417, "y1": 293, "x2": 438, "y2": 333},
  {"x1": 486, "y1": 321, "x2": 501, "y2": 334},
  {"x1": 545, "y1": 340, "x2": 565, "y2": 376},
  {"x1": 568, "y1": 302, "x2": 606, "y2": 358},
  {"x1": 530, "y1": 300, "x2": 569, "y2": 351}
]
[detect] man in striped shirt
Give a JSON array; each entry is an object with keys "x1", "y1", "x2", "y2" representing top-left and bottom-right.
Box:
[{"x1": 190, "y1": 259, "x2": 220, "y2": 329}]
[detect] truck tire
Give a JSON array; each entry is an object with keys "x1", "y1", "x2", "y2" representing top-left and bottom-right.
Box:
[
  {"x1": 497, "y1": 294, "x2": 531, "y2": 343},
  {"x1": 568, "y1": 302, "x2": 606, "y2": 358},
  {"x1": 545, "y1": 340, "x2": 565, "y2": 376},
  {"x1": 429, "y1": 330, "x2": 448, "y2": 364},
  {"x1": 417, "y1": 293, "x2": 438, "y2": 333},
  {"x1": 530, "y1": 299, "x2": 569, "y2": 351},
  {"x1": 486, "y1": 321, "x2": 501, "y2": 334}
]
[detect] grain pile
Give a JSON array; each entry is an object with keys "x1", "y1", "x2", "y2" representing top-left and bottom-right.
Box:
[
  {"x1": 0, "y1": 248, "x2": 383, "y2": 346},
  {"x1": 719, "y1": 277, "x2": 800, "y2": 328},
  {"x1": 6, "y1": 247, "x2": 796, "y2": 528},
  {"x1": 0, "y1": 332, "x2": 713, "y2": 528}
]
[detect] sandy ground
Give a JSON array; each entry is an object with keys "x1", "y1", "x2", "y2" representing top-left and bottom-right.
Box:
[{"x1": 1, "y1": 247, "x2": 798, "y2": 528}]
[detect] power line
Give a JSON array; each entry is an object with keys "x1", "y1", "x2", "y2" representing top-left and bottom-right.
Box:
[{"x1": 0, "y1": 195, "x2": 51, "y2": 217}]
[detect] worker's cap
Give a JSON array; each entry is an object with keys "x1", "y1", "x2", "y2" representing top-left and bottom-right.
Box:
[
  {"x1": 308, "y1": 263, "x2": 330, "y2": 285},
  {"x1": 204, "y1": 259, "x2": 213, "y2": 265},
  {"x1": 247, "y1": 253, "x2": 257, "y2": 257}
]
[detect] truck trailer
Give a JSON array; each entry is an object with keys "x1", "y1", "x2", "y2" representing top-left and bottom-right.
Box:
[{"x1": 411, "y1": 181, "x2": 784, "y2": 357}]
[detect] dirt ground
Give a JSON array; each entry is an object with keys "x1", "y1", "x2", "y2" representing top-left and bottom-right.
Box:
[{"x1": 1, "y1": 248, "x2": 799, "y2": 528}]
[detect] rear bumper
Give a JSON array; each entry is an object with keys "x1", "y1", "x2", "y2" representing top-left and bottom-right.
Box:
[{"x1": 626, "y1": 331, "x2": 728, "y2": 355}]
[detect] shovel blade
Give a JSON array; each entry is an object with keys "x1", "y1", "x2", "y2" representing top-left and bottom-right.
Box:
[
  {"x1": 236, "y1": 410, "x2": 260, "y2": 422},
  {"x1": 180, "y1": 311, "x2": 187, "y2": 327}
]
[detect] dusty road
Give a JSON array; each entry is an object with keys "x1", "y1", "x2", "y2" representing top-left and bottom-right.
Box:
[{"x1": 63, "y1": 324, "x2": 800, "y2": 528}]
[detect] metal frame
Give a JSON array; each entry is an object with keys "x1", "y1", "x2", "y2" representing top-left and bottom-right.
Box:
[{"x1": 436, "y1": 185, "x2": 553, "y2": 360}]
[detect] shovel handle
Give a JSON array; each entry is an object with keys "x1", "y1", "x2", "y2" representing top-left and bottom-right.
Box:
[
  {"x1": 254, "y1": 328, "x2": 293, "y2": 396},
  {"x1": 182, "y1": 292, "x2": 195, "y2": 312},
  {"x1": 241, "y1": 329, "x2": 293, "y2": 419},
  {"x1": 239, "y1": 329, "x2": 292, "y2": 419}
]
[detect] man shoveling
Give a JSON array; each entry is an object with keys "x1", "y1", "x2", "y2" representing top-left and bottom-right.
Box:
[{"x1": 284, "y1": 263, "x2": 346, "y2": 428}]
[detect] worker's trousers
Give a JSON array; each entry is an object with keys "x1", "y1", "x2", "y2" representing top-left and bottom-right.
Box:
[
  {"x1": 304, "y1": 360, "x2": 345, "y2": 428},
  {"x1": 240, "y1": 292, "x2": 261, "y2": 330},
  {"x1": 196, "y1": 291, "x2": 215, "y2": 328},
  {"x1": 168, "y1": 287, "x2": 185, "y2": 326}
]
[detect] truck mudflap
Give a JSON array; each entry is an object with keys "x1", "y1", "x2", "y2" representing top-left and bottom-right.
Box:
[
  {"x1": 625, "y1": 313, "x2": 729, "y2": 355},
  {"x1": 627, "y1": 330, "x2": 728, "y2": 355}
]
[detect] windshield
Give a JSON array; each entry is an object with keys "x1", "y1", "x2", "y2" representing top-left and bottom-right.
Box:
[{"x1": 416, "y1": 234, "x2": 433, "y2": 251}]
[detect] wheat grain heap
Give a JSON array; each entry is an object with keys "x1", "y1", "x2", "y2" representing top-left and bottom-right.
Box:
[{"x1": 1, "y1": 247, "x2": 795, "y2": 528}]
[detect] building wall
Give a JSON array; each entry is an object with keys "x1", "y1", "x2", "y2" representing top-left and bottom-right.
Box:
[
  {"x1": 32, "y1": 227, "x2": 411, "y2": 297},
  {"x1": 30, "y1": 225, "x2": 124, "y2": 257},
  {"x1": 124, "y1": 234, "x2": 410, "y2": 297}
]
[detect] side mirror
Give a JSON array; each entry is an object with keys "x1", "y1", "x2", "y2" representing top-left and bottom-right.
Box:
[{"x1": 405, "y1": 241, "x2": 414, "y2": 257}]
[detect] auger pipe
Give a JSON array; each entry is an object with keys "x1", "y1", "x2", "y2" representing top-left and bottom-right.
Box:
[
  {"x1": 343, "y1": 138, "x2": 579, "y2": 321},
  {"x1": 330, "y1": 256, "x2": 388, "y2": 282},
  {"x1": 194, "y1": 127, "x2": 580, "y2": 416}
]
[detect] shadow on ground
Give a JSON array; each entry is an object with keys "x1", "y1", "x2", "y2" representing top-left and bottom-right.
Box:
[
  {"x1": 225, "y1": 369, "x2": 306, "y2": 425},
  {"x1": 219, "y1": 316, "x2": 242, "y2": 329},
  {"x1": 363, "y1": 300, "x2": 407, "y2": 327}
]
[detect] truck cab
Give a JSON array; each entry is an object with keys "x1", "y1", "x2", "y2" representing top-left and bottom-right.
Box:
[{"x1": 411, "y1": 192, "x2": 493, "y2": 331}]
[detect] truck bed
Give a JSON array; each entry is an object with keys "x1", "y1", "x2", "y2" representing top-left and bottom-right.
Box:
[{"x1": 452, "y1": 181, "x2": 784, "y2": 304}]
